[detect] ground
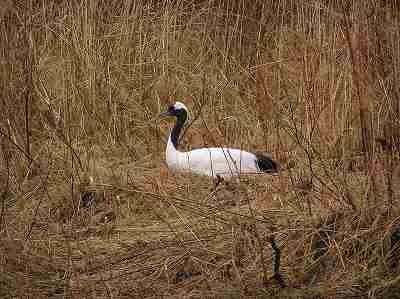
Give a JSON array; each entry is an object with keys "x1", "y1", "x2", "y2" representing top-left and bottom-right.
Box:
[{"x1": 1, "y1": 1, "x2": 400, "y2": 298}]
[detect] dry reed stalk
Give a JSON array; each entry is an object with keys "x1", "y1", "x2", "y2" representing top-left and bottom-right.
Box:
[
  {"x1": 1, "y1": 1, "x2": 400, "y2": 298},
  {"x1": 341, "y1": 2, "x2": 376, "y2": 204}
]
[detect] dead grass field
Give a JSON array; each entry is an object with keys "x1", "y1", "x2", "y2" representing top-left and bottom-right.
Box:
[{"x1": 1, "y1": 1, "x2": 400, "y2": 298}]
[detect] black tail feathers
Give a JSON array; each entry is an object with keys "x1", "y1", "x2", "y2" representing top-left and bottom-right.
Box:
[{"x1": 255, "y1": 153, "x2": 278, "y2": 173}]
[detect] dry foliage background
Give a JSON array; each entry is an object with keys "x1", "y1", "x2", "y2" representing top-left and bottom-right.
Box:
[{"x1": 1, "y1": 1, "x2": 400, "y2": 298}]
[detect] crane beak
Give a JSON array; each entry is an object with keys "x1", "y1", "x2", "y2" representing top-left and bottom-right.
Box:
[{"x1": 159, "y1": 110, "x2": 173, "y2": 117}]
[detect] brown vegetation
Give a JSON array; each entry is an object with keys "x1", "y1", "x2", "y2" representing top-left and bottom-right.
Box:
[{"x1": 1, "y1": 1, "x2": 400, "y2": 298}]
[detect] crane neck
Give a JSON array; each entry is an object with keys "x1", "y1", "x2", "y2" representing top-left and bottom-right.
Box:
[{"x1": 170, "y1": 110, "x2": 187, "y2": 148}]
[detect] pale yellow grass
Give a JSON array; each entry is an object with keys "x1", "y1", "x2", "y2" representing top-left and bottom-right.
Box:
[{"x1": 1, "y1": 1, "x2": 400, "y2": 299}]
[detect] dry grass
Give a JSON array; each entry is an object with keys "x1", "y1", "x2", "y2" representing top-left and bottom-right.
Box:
[{"x1": 1, "y1": 1, "x2": 400, "y2": 298}]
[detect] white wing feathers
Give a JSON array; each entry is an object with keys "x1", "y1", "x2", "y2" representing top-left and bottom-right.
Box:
[{"x1": 166, "y1": 136, "x2": 259, "y2": 177}]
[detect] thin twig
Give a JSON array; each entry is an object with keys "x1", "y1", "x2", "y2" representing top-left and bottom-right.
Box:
[{"x1": 269, "y1": 236, "x2": 285, "y2": 288}]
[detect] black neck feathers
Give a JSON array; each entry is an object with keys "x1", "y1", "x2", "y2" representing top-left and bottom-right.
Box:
[{"x1": 171, "y1": 109, "x2": 187, "y2": 148}]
